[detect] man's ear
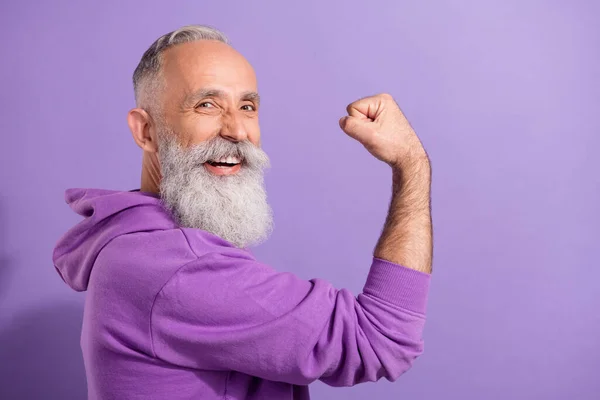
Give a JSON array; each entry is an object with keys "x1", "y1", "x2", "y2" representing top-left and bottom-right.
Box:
[{"x1": 127, "y1": 108, "x2": 159, "y2": 152}]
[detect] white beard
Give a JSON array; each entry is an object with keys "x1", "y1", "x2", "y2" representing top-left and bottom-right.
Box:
[{"x1": 157, "y1": 131, "x2": 273, "y2": 248}]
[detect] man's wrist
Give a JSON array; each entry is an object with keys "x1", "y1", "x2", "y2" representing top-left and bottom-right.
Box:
[
  {"x1": 391, "y1": 156, "x2": 431, "y2": 190},
  {"x1": 391, "y1": 150, "x2": 430, "y2": 174}
]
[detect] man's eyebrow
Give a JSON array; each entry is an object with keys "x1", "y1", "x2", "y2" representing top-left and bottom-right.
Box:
[
  {"x1": 184, "y1": 88, "x2": 227, "y2": 106},
  {"x1": 183, "y1": 88, "x2": 261, "y2": 107},
  {"x1": 241, "y1": 91, "x2": 261, "y2": 106}
]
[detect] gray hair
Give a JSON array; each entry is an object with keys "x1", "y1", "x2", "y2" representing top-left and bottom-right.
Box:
[{"x1": 133, "y1": 25, "x2": 229, "y2": 110}]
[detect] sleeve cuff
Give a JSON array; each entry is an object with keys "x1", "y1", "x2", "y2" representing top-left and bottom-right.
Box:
[{"x1": 362, "y1": 257, "x2": 431, "y2": 314}]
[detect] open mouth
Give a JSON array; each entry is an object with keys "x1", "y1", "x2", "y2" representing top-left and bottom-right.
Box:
[{"x1": 204, "y1": 156, "x2": 242, "y2": 175}]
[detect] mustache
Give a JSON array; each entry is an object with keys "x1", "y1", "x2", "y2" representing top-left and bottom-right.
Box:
[{"x1": 159, "y1": 134, "x2": 270, "y2": 170}]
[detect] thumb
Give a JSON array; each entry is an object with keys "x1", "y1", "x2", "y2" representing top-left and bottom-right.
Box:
[{"x1": 339, "y1": 116, "x2": 373, "y2": 144}]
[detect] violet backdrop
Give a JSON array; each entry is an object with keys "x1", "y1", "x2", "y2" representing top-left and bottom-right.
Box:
[{"x1": 1, "y1": 1, "x2": 598, "y2": 399}]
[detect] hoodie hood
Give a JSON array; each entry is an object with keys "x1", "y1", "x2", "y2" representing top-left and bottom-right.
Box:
[{"x1": 53, "y1": 188, "x2": 177, "y2": 292}]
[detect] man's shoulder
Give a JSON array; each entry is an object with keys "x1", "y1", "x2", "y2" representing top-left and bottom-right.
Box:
[
  {"x1": 89, "y1": 228, "x2": 192, "y2": 295},
  {"x1": 178, "y1": 228, "x2": 256, "y2": 261},
  {"x1": 95, "y1": 227, "x2": 255, "y2": 286}
]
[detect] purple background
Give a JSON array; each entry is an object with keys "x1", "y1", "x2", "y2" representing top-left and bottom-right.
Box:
[{"x1": 1, "y1": 1, "x2": 599, "y2": 399}]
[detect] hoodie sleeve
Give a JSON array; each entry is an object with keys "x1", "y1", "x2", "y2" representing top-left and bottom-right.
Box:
[{"x1": 150, "y1": 252, "x2": 430, "y2": 387}]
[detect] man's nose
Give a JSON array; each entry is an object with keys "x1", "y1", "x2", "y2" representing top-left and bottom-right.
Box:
[{"x1": 220, "y1": 111, "x2": 247, "y2": 142}]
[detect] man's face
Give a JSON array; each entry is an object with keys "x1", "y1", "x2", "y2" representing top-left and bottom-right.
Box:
[
  {"x1": 152, "y1": 41, "x2": 272, "y2": 248},
  {"x1": 159, "y1": 40, "x2": 262, "y2": 176}
]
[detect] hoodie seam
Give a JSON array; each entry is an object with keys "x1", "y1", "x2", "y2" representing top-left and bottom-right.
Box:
[
  {"x1": 149, "y1": 257, "x2": 200, "y2": 359},
  {"x1": 148, "y1": 228, "x2": 218, "y2": 359},
  {"x1": 179, "y1": 228, "x2": 201, "y2": 258}
]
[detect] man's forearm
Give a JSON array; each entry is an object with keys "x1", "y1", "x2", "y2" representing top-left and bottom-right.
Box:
[{"x1": 374, "y1": 157, "x2": 433, "y2": 274}]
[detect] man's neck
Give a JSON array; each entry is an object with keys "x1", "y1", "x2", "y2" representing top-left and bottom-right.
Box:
[{"x1": 141, "y1": 152, "x2": 161, "y2": 194}]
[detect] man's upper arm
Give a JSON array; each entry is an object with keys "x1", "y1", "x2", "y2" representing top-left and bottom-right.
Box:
[{"x1": 150, "y1": 252, "x2": 429, "y2": 386}]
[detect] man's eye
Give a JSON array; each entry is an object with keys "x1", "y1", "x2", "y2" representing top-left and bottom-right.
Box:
[
  {"x1": 241, "y1": 104, "x2": 255, "y2": 111},
  {"x1": 197, "y1": 102, "x2": 214, "y2": 108}
]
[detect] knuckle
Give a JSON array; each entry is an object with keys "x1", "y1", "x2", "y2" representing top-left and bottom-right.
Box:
[{"x1": 348, "y1": 96, "x2": 370, "y2": 110}]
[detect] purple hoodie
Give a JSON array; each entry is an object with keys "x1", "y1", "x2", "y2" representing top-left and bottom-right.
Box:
[{"x1": 53, "y1": 188, "x2": 431, "y2": 400}]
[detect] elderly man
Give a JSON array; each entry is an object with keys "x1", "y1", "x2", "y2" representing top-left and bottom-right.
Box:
[{"x1": 53, "y1": 25, "x2": 433, "y2": 400}]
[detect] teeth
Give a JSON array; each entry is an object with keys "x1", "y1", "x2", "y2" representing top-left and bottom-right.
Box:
[{"x1": 211, "y1": 156, "x2": 240, "y2": 164}]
